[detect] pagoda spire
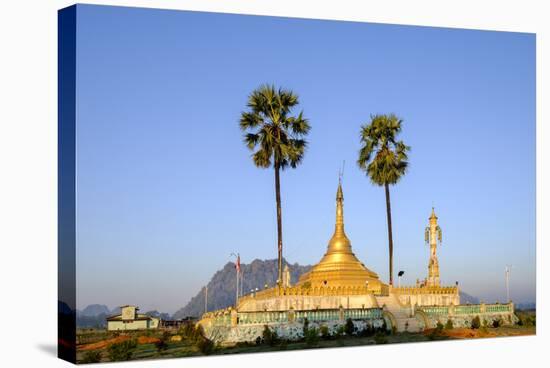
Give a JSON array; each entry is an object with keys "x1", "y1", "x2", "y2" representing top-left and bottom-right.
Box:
[
  {"x1": 295, "y1": 178, "x2": 381, "y2": 288},
  {"x1": 326, "y1": 180, "x2": 352, "y2": 254}
]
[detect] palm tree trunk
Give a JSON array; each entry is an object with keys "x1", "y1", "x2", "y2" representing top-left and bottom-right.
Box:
[
  {"x1": 274, "y1": 163, "x2": 283, "y2": 286},
  {"x1": 384, "y1": 183, "x2": 394, "y2": 286}
]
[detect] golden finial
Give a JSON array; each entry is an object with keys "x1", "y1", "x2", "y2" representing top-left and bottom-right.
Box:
[
  {"x1": 430, "y1": 206, "x2": 438, "y2": 220},
  {"x1": 338, "y1": 160, "x2": 345, "y2": 183}
]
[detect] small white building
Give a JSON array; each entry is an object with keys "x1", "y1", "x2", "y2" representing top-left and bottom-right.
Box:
[{"x1": 107, "y1": 305, "x2": 160, "y2": 331}]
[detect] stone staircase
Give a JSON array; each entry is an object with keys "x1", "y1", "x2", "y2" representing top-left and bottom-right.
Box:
[{"x1": 376, "y1": 294, "x2": 422, "y2": 332}]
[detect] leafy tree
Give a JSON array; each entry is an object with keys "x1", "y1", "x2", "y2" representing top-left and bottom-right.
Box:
[
  {"x1": 445, "y1": 319, "x2": 454, "y2": 330},
  {"x1": 240, "y1": 85, "x2": 310, "y2": 283},
  {"x1": 357, "y1": 114, "x2": 409, "y2": 285}
]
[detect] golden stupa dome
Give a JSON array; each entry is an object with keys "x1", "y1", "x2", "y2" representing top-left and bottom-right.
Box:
[{"x1": 297, "y1": 182, "x2": 382, "y2": 289}]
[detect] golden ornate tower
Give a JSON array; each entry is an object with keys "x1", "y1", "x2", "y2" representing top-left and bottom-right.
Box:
[
  {"x1": 425, "y1": 208, "x2": 442, "y2": 287},
  {"x1": 296, "y1": 181, "x2": 382, "y2": 289}
]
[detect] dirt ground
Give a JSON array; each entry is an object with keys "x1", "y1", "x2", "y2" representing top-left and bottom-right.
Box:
[
  {"x1": 78, "y1": 335, "x2": 162, "y2": 351},
  {"x1": 424, "y1": 326, "x2": 535, "y2": 339}
]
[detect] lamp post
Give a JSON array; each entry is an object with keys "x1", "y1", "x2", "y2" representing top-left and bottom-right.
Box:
[
  {"x1": 505, "y1": 265, "x2": 513, "y2": 302},
  {"x1": 398, "y1": 270, "x2": 405, "y2": 288}
]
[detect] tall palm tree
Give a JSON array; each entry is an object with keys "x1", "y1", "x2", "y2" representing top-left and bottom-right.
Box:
[
  {"x1": 239, "y1": 84, "x2": 310, "y2": 285},
  {"x1": 357, "y1": 114, "x2": 409, "y2": 286}
]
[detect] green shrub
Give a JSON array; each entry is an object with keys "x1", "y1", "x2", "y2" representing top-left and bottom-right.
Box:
[
  {"x1": 180, "y1": 322, "x2": 193, "y2": 334},
  {"x1": 334, "y1": 325, "x2": 345, "y2": 339},
  {"x1": 305, "y1": 327, "x2": 319, "y2": 346},
  {"x1": 262, "y1": 325, "x2": 278, "y2": 346},
  {"x1": 262, "y1": 325, "x2": 272, "y2": 344},
  {"x1": 521, "y1": 315, "x2": 536, "y2": 327},
  {"x1": 492, "y1": 319, "x2": 502, "y2": 328},
  {"x1": 255, "y1": 336, "x2": 262, "y2": 346},
  {"x1": 81, "y1": 350, "x2": 101, "y2": 363},
  {"x1": 155, "y1": 331, "x2": 170, "y2": 352},
  {"x1": 427, "y1": 329, "x2": 438, "y2": 341},
  {"x1": 194, "y1": 325, "x2": 206, "y2": 339},
  {"x1": 302, "y1": 318, "x2": 309, "y2": 336},
  {"x1": 471, "y1": 316, "x2": 481, "y2": 329},
  {"x1": 179, "y1": 322, "x2": 205, "y2": 343},
  {"x1": 427, "y1": 321, "x2": 445, "y2": 340},
  {"x1": 359, "y1": 324, "x2": 375, "y2": 337},
  {"x1": 345, "y1": 318, "x2": 355, "y2": 336},
  {"x1": 374, "y1": 332, "x2": 388, "y2": 344},
  {"x1": 196, "y1": 336, "x2": 214, "y2": 355},
  {"x1": 381, "y1": 319, "x2": 388, "y2": 333},
  {"x1": 155, "y1": 338, "x2": 168, "y2": 352},
  {"x1": 445, "y1": 319, "x2": 454, "y2": 330},
  {"x1": 107, "y1": 339, "x2": 137, "y2": 361},
  {"x1": 320, "y1": 325, "x2": 330, "y2": 339}
]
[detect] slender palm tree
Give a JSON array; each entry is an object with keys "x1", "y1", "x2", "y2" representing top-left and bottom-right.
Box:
[
  {"x1": 357, "y1": 114, "x2": 409, "y2": 286},
  {"x1": 239, "y1": 84, "x2": 310, "y2": 284}
]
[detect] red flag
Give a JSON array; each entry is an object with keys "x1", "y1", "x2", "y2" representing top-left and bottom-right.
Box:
[{"x1": 235, "y1": 254, "x2": 241, "y2": 274}]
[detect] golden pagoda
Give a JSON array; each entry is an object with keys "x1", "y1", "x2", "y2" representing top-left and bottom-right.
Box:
[{"x1": 296, "y1": 181, "x2": 384, "y2": 291}]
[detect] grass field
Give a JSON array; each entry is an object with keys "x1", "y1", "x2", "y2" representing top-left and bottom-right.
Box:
[{"x1": 76, "y1": 314, "x2": 536, "y2": 364}]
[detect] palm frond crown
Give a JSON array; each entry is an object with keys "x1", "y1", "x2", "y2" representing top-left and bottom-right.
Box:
[
  {"x1": 239, "y1": 84, "x2": 310, "y2": 170},
  {"x1": 357, "y1": 114, "x2": 410, "y2": 186}
]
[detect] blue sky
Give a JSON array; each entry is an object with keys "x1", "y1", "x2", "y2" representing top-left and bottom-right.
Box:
[{"x1": 74, "y1": 5, "x2": 535, "y2": 313}]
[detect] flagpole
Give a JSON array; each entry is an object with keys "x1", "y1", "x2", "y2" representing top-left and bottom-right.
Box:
[
  {"x1": 231, "y1": 252, "x2": 240, "y2": 307},
  {"x1": 240, "y1": 268, "x2": 244, "y2": 298}
]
